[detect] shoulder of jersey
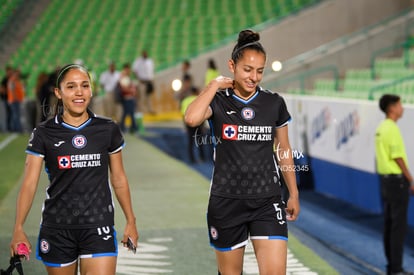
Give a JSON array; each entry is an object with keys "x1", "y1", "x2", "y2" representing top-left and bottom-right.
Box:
[
  {"x1": 217, "y1": 89, "x2": 231, "y2": 97},
  {"x1": 94, "y1": 114, "x2": 113, "y2": 122},
  {"x1": 259, "y1": 87, "x2": 278, "y2": 95},
  {"x1": 93, "y1": 115, "x2": 118, "y2": 127},
  {"x1": 41, "y1": 117, "x2": 58, "y2": 128}
]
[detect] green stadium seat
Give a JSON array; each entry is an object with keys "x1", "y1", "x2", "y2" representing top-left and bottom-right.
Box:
[
  {"x1": 346, "y1": 69, "x2": 371, "y2": 80},
  {"x1": 343, "y1": 79, "x2": 378, "y2": 92},
  {"x1": 0, "y1": 0, "x2": 24, "y2": 30},
  {"x1": 312, "y1": 89, "x2": 337, "y2": 97},
  {"x1": 314, "y1": 79, "x2": 336, "y2": 91}
]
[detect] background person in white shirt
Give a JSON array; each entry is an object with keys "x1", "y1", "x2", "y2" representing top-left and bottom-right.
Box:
[
  {"x1": 132, "y1": 50, "x2": 155, "y2": 114},
  {"x1": 99, "y1": 61, "x2": 121, "y2": 120}
]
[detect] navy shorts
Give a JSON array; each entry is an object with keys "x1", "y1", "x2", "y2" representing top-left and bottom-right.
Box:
[
  {"x1": 207, "y1": 195, "x2": 288, "y2": 251},
  {"x1": 36, "y1": 225, "x2": 118, "y2": 267}
]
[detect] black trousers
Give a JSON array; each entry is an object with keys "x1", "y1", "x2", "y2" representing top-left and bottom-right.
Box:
[{"x1": 380, "y1": 174, "x2": 410, "y2": 274}]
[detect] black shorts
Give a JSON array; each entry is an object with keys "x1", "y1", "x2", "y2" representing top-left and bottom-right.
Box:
[
  {"x1": 36, "y1": 225, "x2": 118, "y2": 267},
  {"x1": 207, "y1": 195, "x2": 288, "y2": 251},
  {"x1": 144, "y1": 81, "x2": 154, "y2": 95}
]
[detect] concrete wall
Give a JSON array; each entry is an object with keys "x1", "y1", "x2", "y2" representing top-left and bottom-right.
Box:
[
  {"x1": 284, "y1": 94, "x2": 414, "y2": 225},
  {"x1": 153, "y1": 0, "x2": 413, "y2": 102}
]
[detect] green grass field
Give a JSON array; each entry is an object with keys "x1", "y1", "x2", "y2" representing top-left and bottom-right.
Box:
[
  {"x1": 0, "y1": 134, "x2": 29, "y2": 202},
  {"x1": 0, "y1": 133, "x2": 338, "y2": 274}
]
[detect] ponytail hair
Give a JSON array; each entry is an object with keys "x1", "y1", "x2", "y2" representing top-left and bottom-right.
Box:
[{"x1": 231, "y1": 30, "x2": 266, "y2": 63}]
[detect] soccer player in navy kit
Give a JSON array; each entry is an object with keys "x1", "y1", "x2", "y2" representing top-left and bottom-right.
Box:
[
  {"x1": 185, "y1": 30, "x2": 300, "y2": 275},
  {"x1": 10, "y1": 64, "x2": 138, "y2": 275}
]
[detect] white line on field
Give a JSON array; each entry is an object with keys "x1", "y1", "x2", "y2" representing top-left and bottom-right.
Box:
[{"x1": 0, "y1": 134, "x2": 18, "y2": 151}]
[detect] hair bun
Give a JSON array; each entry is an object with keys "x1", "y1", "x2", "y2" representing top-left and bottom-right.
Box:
[
  {"x1": 231, "y1": 29, "x2": 265, "y2": 62},
  {"x1": 237, "y1": 30, "x2": 260, "y2": 45}
]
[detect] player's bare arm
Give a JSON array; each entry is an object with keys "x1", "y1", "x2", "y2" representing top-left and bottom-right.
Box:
[
  {"x1": 11, "y1": 154, "x2": 43, "y2": 256},
  {"x1": 185, "y1": 76, "x2": 233, "y2": 127},
  {"x1": 275, "y1": 126, "x2": 300, "y2": 221},
  {"x1": 109, "y1": 151, "x2": 139, "y2": 247}
]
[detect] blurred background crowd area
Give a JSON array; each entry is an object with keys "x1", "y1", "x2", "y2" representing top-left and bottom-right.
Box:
[{"x1": 1, "y1": 0, "x2": 414, "y2": 131}]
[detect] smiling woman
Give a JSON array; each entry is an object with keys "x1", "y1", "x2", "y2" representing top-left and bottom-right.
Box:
[
  {"x1": 184, "y1": 30, "x2": 300, "y2": 275},
  {"x1": 54, "y1": 64, "x2": 93, "y2": 125},
  {"x1": 10, "y1": 64, "x2": 139, "y2": 275}
]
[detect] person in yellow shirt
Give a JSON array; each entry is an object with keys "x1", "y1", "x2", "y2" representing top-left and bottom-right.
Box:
[
  {"x1": 375, "y1": 94, "x2": 414, "y2": 275},
  {"x1": 204, "y1": 58, "x2": 220, "y2": 86}
]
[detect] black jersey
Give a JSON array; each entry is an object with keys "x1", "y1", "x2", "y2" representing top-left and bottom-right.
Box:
[
  {"x1": 208, "y1": 87, "x2": 291, "y2": 199},
  {"x1": 26, "y1": 110, "x2": 124, "y2": 229}
]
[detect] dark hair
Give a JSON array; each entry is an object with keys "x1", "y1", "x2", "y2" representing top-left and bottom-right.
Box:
[
  {"x1": 56, "y1": 64, "x2": 89, "y2": 89},
  {"x1": 54, "y1": 64, "x2": 90, "y2": 116},
  {"x1": 183, "y1": 60, "x2": 190, "y2": 67},
  {"x1": 208, "y1": 58, "x2": 217, "y2": 70},
  {"x1": 183, "y1": 74, "x2": 192, "y2": 82},
  {"x1": 379, "y1": 94, "x2": 400, "y2": 113},
  {"x1": 231, "y1": 30, "x2": 266, "y2": 63}
]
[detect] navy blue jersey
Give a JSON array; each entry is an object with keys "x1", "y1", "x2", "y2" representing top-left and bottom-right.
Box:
[
  {"x1": 26, "y1": 110, "x2": 124, "y2": 229},
  {"x1": 209, "y1": 87, "x2": 291, "y2": 199}
]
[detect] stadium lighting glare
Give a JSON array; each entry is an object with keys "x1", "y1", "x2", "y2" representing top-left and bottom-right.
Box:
[
  {"x1": 172, "y1": 79, "x2": 182, "y2": 92},
  {"x1": 272, "y1": 61, "x2": 283, "y2": 72}
]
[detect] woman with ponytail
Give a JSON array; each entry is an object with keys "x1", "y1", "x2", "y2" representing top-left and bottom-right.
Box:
[{"x1": 185, "y1": 30, "x2": 300, "y2": 275}]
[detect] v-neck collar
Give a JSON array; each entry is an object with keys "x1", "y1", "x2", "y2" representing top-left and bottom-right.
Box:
[
  {"x1": 55, "y1": 109, "x2": 95, "y2": 131},
  {"x1": 231, "y1": 89, "x2": 259, "y2": 104}
]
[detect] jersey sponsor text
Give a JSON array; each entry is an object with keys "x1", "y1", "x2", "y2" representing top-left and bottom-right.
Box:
[
  {"x1": 58, "y1": 154, "x2": 102, "y2": 169},
  {"x1": 222, "y1": 124, "x2": 272, "y2": 141}
]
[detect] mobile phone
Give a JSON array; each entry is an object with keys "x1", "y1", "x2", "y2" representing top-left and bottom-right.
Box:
[{"x1": 123, "y1": 237, "x2": 136, "y2": 254}]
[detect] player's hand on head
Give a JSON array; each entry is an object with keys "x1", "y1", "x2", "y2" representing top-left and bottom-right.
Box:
[{"x1": 214, "y1": 75, "x2": 234, "y2": 90}]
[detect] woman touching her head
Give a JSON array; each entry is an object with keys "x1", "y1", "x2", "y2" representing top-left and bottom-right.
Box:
[{"x1": 185, "y1": 30, "x2": 300, "y2": 275}]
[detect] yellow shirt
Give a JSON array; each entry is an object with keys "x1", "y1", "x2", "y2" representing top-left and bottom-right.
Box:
[
  {"x1": 375, "y1": 118, "x2": 408, "y2": 174},
  {"x1": 181, "y1": 95, "x2": 197, "y2": 116},
  {"x1": 205, "y1": 68, "x2": 219, "y2": 86}
]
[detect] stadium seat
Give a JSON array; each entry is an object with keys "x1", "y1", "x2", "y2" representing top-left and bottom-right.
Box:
[
  {"x1": 0, "y1": 0, "x2": 24, "y2": 31},
  {"x1": 314, "y1": 79, "x2": 337, "y2": 91}
]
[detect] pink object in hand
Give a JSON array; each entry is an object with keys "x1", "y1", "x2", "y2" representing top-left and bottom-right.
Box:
[{"x1": 17, "y1": 243, "x2": 30, "y2": 260}]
